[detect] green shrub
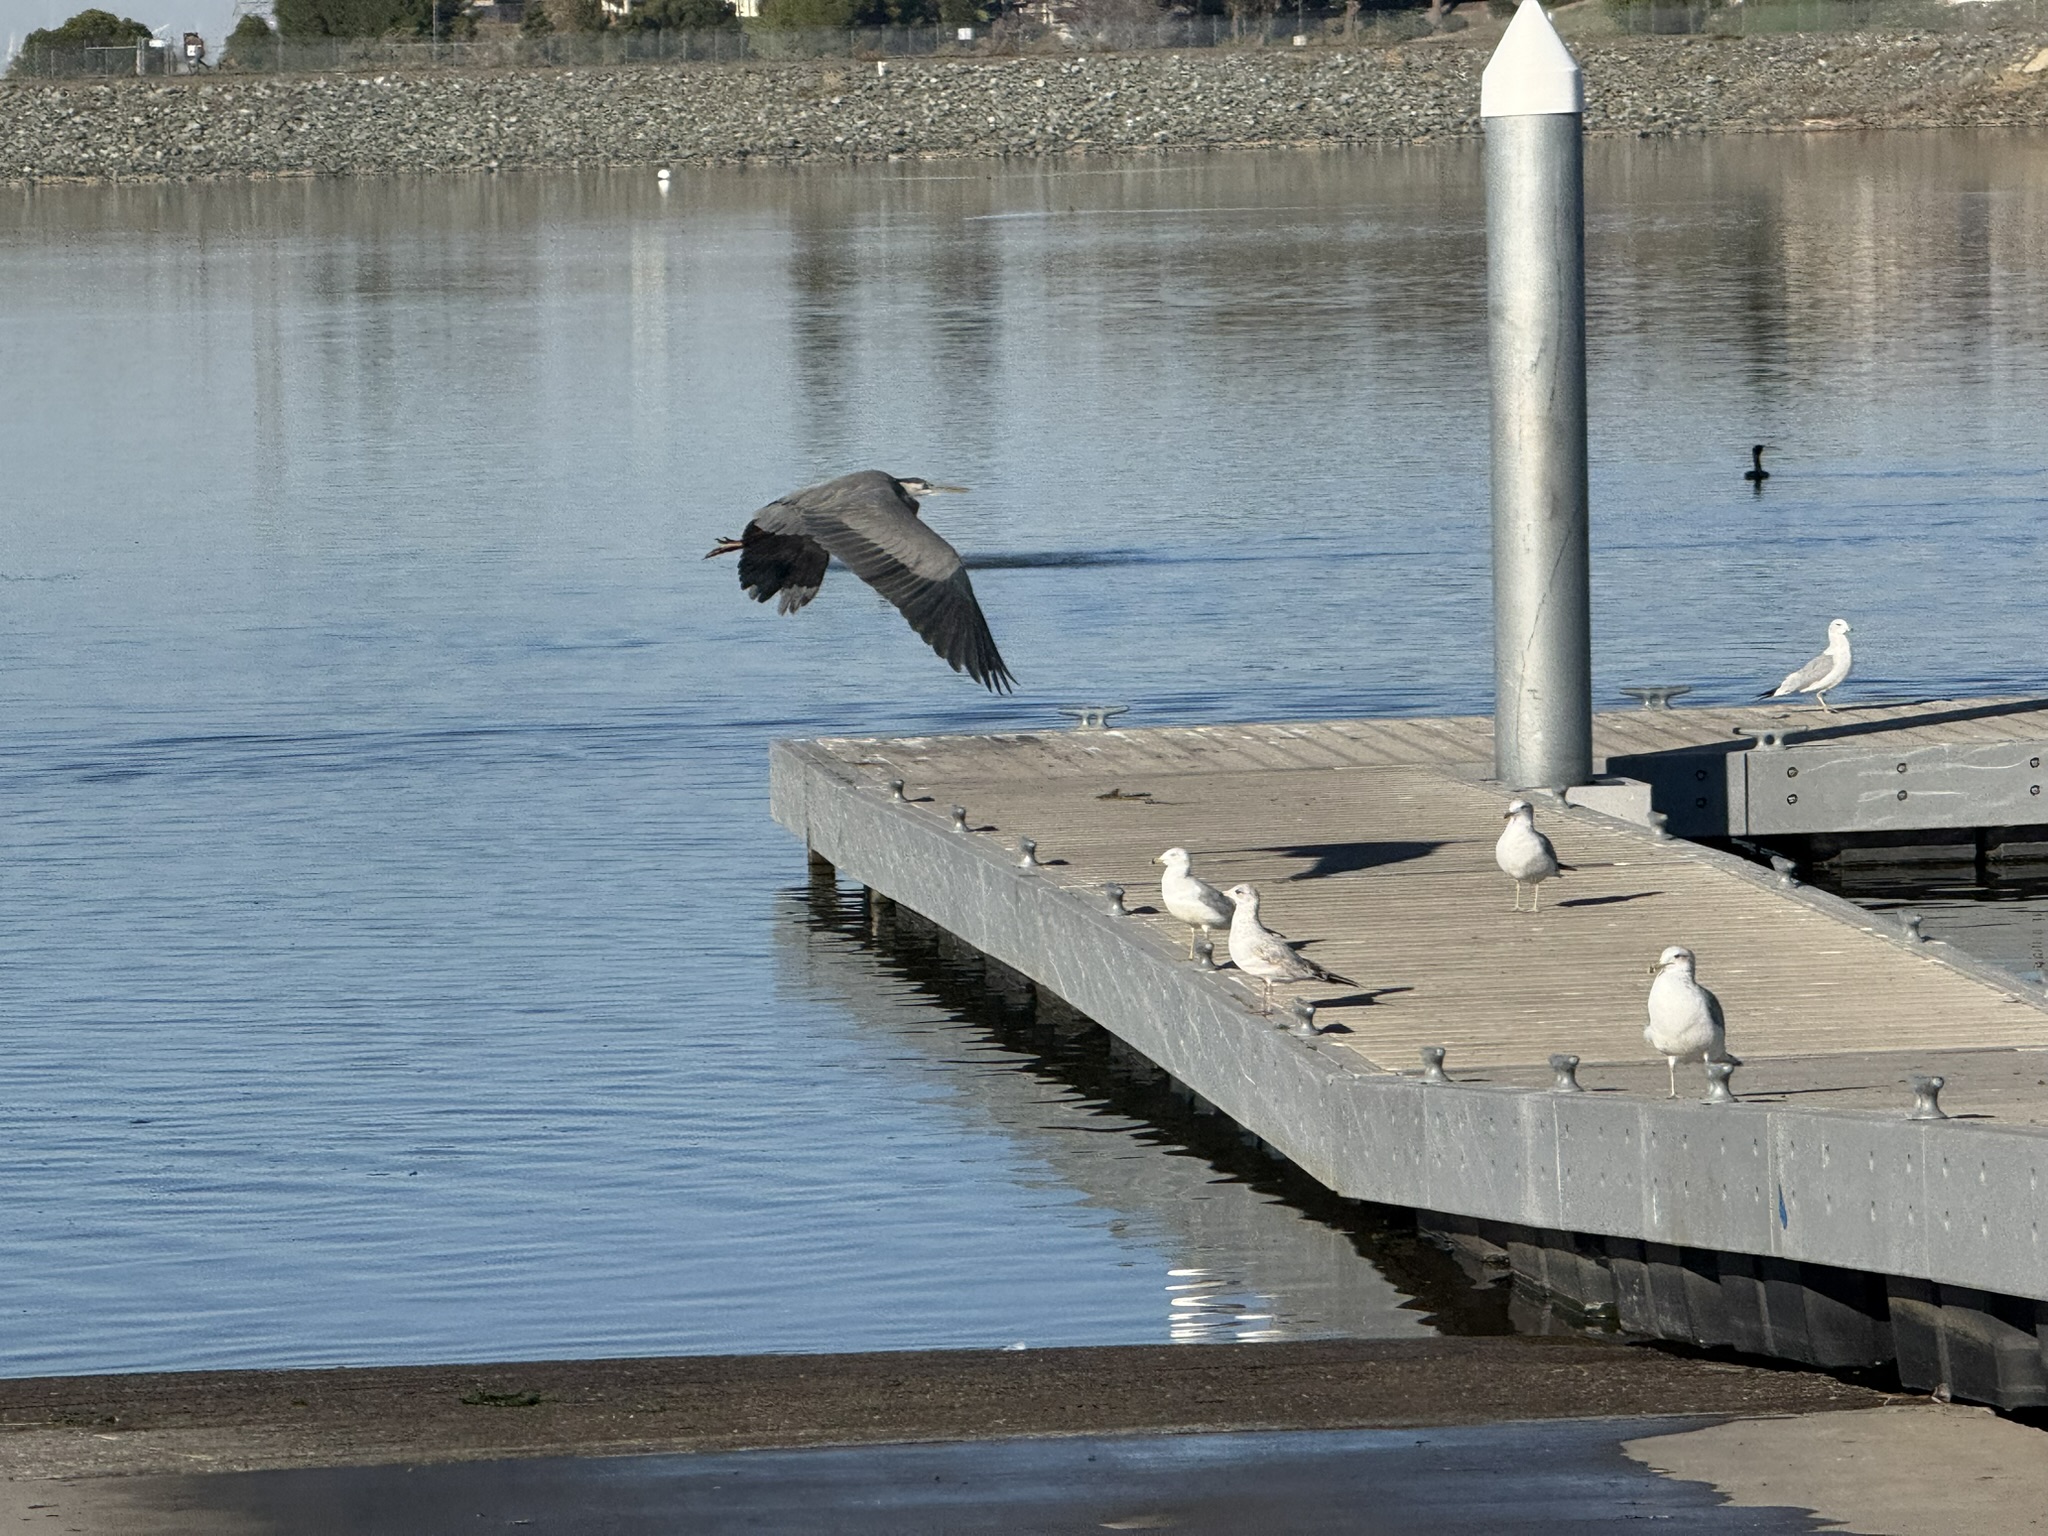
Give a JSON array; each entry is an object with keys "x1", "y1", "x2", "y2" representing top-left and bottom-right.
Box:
[
  {"x1": 626, "y1": 0, "x2": 740, "y2": 28},
  {"x1": 224, "y1": 11, "x2": 277, "y2": 63},
  {"x1": 20, "y1": 7, "x2": 152, "y2": 49},
  {"x1": 274, "y1": 0, "x2": 418, "y2": 36}
]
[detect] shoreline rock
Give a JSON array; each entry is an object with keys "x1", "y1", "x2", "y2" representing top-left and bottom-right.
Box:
[{"x1": 3, "y1": 29, "x2": 2046, "y2": 185}]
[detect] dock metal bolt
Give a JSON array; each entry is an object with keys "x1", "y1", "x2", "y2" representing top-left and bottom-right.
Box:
[
  {"x1": 1703, "y1": 1060, "x2": 1739, "y2": 1104},
  {"x1": 1018, "y1": 837, "x2": 1039, "y2": 869},
  {"x1": 1420, "y1": 1046, "x2": 1452, "y2": 1085},
  {"x1": 1194, "y1": 939, "x2": 1217, "y2": 970},
  {"x1": 1548, "y1": 1053, "x2": 1584, "y2": 1093},
  {"x1": 888, "y1": 777, "x2": 907, "y2": 801},
  {"x1": 1908, "y1": 1074, "x2": 1948, "y2": 1121},
  {"x1": 1291, "y1": 998, "x2": 1320, "y2": 1036},
  {"x1": 1902, "y1": 913, "x2": 1924, "y2": 944},
  {"x1": 950, "y1": 805, "x2": 968, "y2": 834},
  {"x1": 1104, "y1": 883, "x2": 1127, "y2": 916}
]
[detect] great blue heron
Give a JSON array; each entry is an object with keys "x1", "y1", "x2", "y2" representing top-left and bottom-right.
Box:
[
  {"x1": 1760, "y1": 618, "x2": 1853, "y2": 712},
  {"x1": 706, "y1": 471, "x2": 1015, "y2": 693}
]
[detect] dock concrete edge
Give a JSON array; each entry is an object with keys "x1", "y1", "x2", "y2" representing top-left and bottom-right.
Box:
[{"x1": 770, "y1": 739, "x2": 2048, "y2": 1310}]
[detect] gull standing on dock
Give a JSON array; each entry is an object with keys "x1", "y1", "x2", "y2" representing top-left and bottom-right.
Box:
[
  {"x1": 1496, "y1": 799, "x2": 1567, "y2": 913},
  {"x1": 1645, "y1": 945, "x2": 1736, "y2": 1098},
  {"x1": 1224, "y1": 884, "x2": 1353, "y2": 1014},
  {"x1": 706, "y1": 471, "x2": 1015, "y2": 693},
  {"x1": 1761, "y1": 619, "x2": 1852, "y2": 713},
  {"x1": 1156, "y1": 848, "x2": 1233, "y2": 960}
]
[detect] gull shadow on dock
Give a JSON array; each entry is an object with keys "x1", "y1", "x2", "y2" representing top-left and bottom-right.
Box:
[{"x1": 1245, "y1": 841, "x2": 1446, "y2": 881}]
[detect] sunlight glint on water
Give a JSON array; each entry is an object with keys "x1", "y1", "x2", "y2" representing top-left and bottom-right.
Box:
[{"x1": 1, "y1": 132, "x2": 2045, "y2": 1374}]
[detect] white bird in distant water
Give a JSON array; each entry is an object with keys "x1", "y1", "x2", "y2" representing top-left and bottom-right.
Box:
[
  {"x1": 1761, "y1": 618, "x2": 1853, "y2": 712},
  {"x1": 1156, "y1": 848, "x2": 1233, "y2": 960},
  {"x1": 1645, "y1": 945, "x2": 1738, "y2": 1098},
  {"x1": 1495, "y1": 799, "x2": 1567, "y2": 913},
  {"x1": 1224, "y1": 883, "x2": 1353, "y2": 1014}
]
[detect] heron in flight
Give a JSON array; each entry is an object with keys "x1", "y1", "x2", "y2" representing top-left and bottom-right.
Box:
[{"x1": 706, "y1": 471, "x2": 1015, "y2": 693}]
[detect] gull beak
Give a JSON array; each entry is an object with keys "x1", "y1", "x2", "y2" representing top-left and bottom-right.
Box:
[
  {"x1": 1647, "y1": 961, "x2": 1660, "y2": 976},
  {"x1": 1153, "y1": 855, "x2": 1165, "y2": 865}
]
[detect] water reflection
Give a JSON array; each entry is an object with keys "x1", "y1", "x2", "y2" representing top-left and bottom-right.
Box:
[
  {"x1": 780, "y1": 868, "x2": 1509, "y2": 1343},
  {"x1": 2, "y1": 134, "x2": 2046, "y2": 1373},
  {"x1": 1810, "y1": 857, "x2": 2048, "y2": 988}
]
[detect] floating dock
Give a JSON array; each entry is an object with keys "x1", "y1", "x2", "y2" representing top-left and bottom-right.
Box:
[{"x1": 772, "y1": 697, "x2": 2048, "y2": 1407}]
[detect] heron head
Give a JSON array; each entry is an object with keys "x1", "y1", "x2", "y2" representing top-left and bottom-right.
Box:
[
  {"x1": 1504, "y1": 799, "x2": 1532, "y2": 822},
  {"x1": 1651, "y1": 945, "x2": 1695, "y2": 976},
  {"x1": 1225, "y1": 883, "x2": 1258, "y2": 908},
  {"x1": 895, "y1": 476, "x2": 969, "y2": 498},
  {"x1": 1156, "y1": 847, "x2": 1191, "y2": 869}
]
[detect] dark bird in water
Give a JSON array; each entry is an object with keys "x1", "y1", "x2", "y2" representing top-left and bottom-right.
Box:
[
  {"x1": 1744, "y1": 444, "x2": 1772, "y2": 484},
  {"x1": 706, "y1": 470, "x2": 1015, "y2": 693}
]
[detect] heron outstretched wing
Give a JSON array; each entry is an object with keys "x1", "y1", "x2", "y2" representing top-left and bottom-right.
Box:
[
  {"x1": 735, "y1": 521, "x2": 831, "y2": 616},
  {"x1": 777, "y1": 472, "x2": 1015, "y2": 693}
]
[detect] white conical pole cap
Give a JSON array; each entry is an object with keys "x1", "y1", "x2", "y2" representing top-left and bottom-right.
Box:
[{"x1": 1480, "y1": 0, "x2": 1583, "y2": 118}]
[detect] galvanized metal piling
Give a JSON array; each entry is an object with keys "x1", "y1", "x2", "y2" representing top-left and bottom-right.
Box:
[{"x1": 1485, "y1": 1, "x2": 1593, "y2": 792}]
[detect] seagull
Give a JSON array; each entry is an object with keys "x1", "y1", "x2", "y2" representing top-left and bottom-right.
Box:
[
  {"x1": 1645, "y1": 945, "x2": 1737, "y2": 1098},
  {"x1": 1156, "y1": 848, "x2": 1233, "y2": 960},
  {"x1": 1495, "y1": 799, "x2": 1568, "y2": 913},
  {"x1": 706, "y1": 471, "x2": 1015, "y2": 693},
  {"x1": 1224, "y1": 883, "x2": 1353, "y2": 1014},
  {"x1": 1760, "y1": 618, "x2": 1852, "y2": 713},
  {"x1": 1744, "y1": 444, "x2": 1772, "y2": 484}
]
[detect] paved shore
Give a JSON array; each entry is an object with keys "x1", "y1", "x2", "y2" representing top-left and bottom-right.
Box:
[
  {"x1": 4, "y1": 23, "x2": 2046, "y2": 185},
  {"x1": 6, "y1": 1340, "x2": 2045, "y2": 1534},
  {"x1": 0, "y1": 1336, "x2": 1881, "y2": 1480}
]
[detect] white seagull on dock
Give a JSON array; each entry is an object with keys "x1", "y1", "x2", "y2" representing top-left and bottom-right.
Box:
[
  {"x1": 1224, "y1": 883, "x2": 1353, "y2": 1015},
  {"x1": 1495, "y1": 799, "x2": 1567, "y2": 913},
  {"x1": 1761, "y1": 618, "x2": 1853, "y2": 712},
  {"x1": 1156, "y1": 848, "x2": 1234, "y2": 960},
  {"x1": 1645, "y1": 945, "x2": 1737, "y2": 1098}
]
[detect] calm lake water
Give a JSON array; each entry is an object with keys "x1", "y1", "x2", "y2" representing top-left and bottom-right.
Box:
[{"x1": 3, "y1": 132, "x2": 2046, "y2": 1376}]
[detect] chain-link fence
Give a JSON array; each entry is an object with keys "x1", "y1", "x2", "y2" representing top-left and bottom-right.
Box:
[
  {"x1": 3, "y1": 12, "x2": 1438, "y2": 77},
  {"x1": 9, "y1": 0, "x2": 2046, "y2": 77},
  {"x1": 1605, "y1": 0, "x2": 2046, "y2": 34}
]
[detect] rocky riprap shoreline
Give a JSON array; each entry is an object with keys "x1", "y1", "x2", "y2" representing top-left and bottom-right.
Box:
[{"x1": 4, "y1": 27, "x2": 2046, "y2": 183}]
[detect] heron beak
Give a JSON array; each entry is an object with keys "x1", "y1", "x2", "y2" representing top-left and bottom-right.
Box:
[{"x1": 923, "y1": 484, "x2": 969, "y2": 494}]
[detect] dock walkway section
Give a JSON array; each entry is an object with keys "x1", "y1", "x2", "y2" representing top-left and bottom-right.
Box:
[{"x1": 771, "y1": 700, "x2": 2048, "y2": 1407}]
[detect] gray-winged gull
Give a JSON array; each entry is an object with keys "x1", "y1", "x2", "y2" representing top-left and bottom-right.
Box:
[
  {"x1": 1761, "y1": 618, "x2": 1852, "y2": 713},
  {"x1": 1645, "y1": 945, "x2": 1738, "y2": 1098},
  {"x1": 1495, "y1": 799, "x2": 1568, "y2": 913},
  {"x1": 1224, "y1": 883, "x2": 1354, "y2": 1014},
  {"x1": 1156, "y1": 848, "x2": 1233, "y2": 960}
]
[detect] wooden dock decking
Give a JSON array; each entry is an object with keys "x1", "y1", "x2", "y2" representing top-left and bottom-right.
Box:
[
  {"x1": 773, "y1": 701, "x2": 2048, "y2": 1397},
  {"x1": 792, "y1": 700, "x2": 2048, "y2": 1082}
]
